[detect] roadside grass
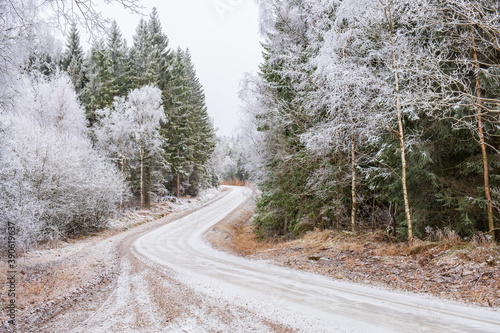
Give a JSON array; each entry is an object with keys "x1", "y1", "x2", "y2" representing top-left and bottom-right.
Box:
[{"x1": 220, "y1": 179, "x2": 247, "y2": 186}]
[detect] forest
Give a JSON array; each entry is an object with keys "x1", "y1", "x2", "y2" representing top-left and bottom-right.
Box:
[
  {"x1": 240, "y1": 0, "x2": 500, "y2": 243},
  {"x1": 0, "y1": 2, "x2": 216, "y2": 250},
  {"x1": 1, "y1": 0, "x2": 499, "y2": 251}
]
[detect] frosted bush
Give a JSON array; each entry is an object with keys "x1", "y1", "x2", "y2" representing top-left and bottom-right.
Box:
[{"x1": 0, "y1": 73, "x2": 127, "y2": 250}]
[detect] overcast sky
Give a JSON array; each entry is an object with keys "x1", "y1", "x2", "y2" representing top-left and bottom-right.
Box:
[{"x1": 92, "y1": 0, "x2": 262, "y2": 137}]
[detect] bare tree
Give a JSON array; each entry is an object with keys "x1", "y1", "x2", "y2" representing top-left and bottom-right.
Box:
[{"x1": 43, "y1": 0, "x2": 144, "y2": 35}]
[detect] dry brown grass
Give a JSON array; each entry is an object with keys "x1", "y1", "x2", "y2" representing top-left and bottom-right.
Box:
[
  {"x1": 232, "y1": 224, "x2": 273, "y2": 256},
  {"x1": 220, "y1": 179, "x2": 247, "y2": 186},
  {"x1": 206, "y1": 199, "x2": 276, "y2": 256},
  {"x1": 207, "y1": 211, "x2": 500, "y2": 308}
]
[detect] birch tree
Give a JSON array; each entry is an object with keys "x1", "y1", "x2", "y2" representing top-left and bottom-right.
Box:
[
  {"x1": 126, "y1": 86, "x2": 166, "y2": 208},
  {"x1": 96, "y1": 85, "x2": 166, "y2": 208},
  {"x1": 423, "y1": 0, "x2": 500, "y2": 240}
]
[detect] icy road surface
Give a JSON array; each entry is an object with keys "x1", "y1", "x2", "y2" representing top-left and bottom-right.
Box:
[{"x1": 134, "y1": 186, "x2": 500, "y2": 332}]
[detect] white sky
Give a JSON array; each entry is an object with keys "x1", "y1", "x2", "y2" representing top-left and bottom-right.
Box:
[{"x1": 90, "y1": 0, "x2": 263, "y2": 137}]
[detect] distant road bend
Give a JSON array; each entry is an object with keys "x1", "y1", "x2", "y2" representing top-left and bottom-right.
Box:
[{"x1": 133, "y1": 186, "x2": 500, "y2": 332}]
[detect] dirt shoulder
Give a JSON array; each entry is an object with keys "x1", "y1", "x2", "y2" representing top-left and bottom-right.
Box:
[{"x1": 206, "y1": 189, "x2": 500, "y2": 309}]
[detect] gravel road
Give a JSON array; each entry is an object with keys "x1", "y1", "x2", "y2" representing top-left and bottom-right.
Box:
[
  {"x1": 36, "y1": 186, "x2": 500, "y2": 332},
  {"x1": 133, "y1": 186, "x2": 499, "y2": 332}
]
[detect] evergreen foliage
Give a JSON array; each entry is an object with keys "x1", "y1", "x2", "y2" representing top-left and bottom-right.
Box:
[
  {"x1": 247, "y1": 0, "x2": 500, "y2": 241},
  {"x1": 162, "y1": 48, "x2": 216, "y2": 196},
  {"x1": 61, "y1": 24, "x2": 86, "y2": 93}
]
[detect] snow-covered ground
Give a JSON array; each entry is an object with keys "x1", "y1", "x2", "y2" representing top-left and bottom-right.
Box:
[{"x1": 107, "y1": 187, "x2": 222, "y2": 230}]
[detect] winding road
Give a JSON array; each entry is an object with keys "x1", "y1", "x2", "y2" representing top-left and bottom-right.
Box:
[{"x1": 132, "y1": 186, "x2": 500, "y2": 332}]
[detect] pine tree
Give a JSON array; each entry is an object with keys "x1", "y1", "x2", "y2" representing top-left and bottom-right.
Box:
[
  {"x1": 248, "y1": 0, "x2": 322, "y2": 236},
  {"x1": 81, "y1": 23, "x2": 130, "y2": 126},
  {"x1": 61, "y1": 24, "x2": 86, "y2": 93},
  {"x1": 160, "y1": 48, "x2": 216, "y2": 197},
  {"x1": 148, "y1": 7, "x2": 170, "y2": 89},
  {"x1": 130, "y1": 18, "x2": 152, "y2": 88}
]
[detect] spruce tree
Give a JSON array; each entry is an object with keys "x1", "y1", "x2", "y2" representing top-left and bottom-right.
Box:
[
  {"x1": 130, "y1": 18, "x2": 152, "y2": 88},
  {"x1": 130, "y1": 8, "x2": 170, "y2": 89},
  {"x1": 162, "y1": 48, "x2": 193, "y2": 197},
  {"x1": 81, "y1": 40, "x2": 113, "y2": 125},
  {"x1": 181, "y1": 49, "x2": 216, "y2": 196},
  {"x1": 106, "y1": 21, "x2": 130, "y2": 98},
  {"x1": 61, "y1": 24, "x2": 86, "y2": 93}
]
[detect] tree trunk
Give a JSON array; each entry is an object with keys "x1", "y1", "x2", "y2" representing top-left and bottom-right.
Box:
[
  {"x1": 387, "y1": 1, "x2": 413, "y2": 244},
  {"x1": 120, "y1": 140, "x2": 125, "y2": 210},
  {"x1": 140, "y1": 146, "x2": 144, "y2": 209},
  {"x1": 351, "y1": 133, "x2": 357, "y2": 232},
  {"x1": 335, "y1": 133, "x2": 342, "y2": 231},
  {"x1": 176, "y1": 149, "x2": 180, "y2": 198},
  {"x1": 121, "y1": 140, "x2": 125, "y2": 176},
  {"x1": 471, "y1": 28, "x2": 495, "y2": 241},
  {"x1": 346, "y1": 86, "x2": 357, "y2": 232},
  {"x1": 144, "y1": 149, "x2": 151, "y2": 209},
  {"x1": 343, "y1": 36, "x2": 357, "y2": 233}
]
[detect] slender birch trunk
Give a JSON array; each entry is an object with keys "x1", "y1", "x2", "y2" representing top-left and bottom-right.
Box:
[
  {"x1": 346, "y1": 86, "x2": 357, "y2": 232},
  {"x1": 471, "y1": 28, "x2": 495, "y2": 241},
  {"x1": 343, "y1": 39, "x2": 357, "y2": 233},
  {"x1": 121, "y1": 140, "x2": 125, "y2": 176},
  {"x1": 387, "y1": 1, "x2": 413, "y2": 243},
  {"x1": 351, "y1": 132, "x2": 357, "y2": 232},
  {"x1": 140, "y1": 145, "x2": 144, "y2": 209},
  {"x1": 335, "y1": 130, "x2": 342, "y2": 230},
  {"x1": 120, "y1": 140, "x2": 125, "y2": 210}
]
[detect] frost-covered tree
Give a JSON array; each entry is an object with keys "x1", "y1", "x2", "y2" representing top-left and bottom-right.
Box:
[
  {"x1": 247, "y1": 0, "x2": 499, "y2": 240},
  {"x1": 126, "y1": 85, "x2": 166, "y2": 208},
  {"x1": 416, "y1": 0, "x2": 500, "y2": 240},
  {"x1": 212, "y1": 136, "x2": 251, "y2": 183},
  {"x1": 0, "y1": 72, "x2": 126, "y2": 250},
  {"x1": 12, "y1": 72, "x2": 88, "y2": 134},
  {"x1": 248, "y1": 0, "x2": 322, "y2": 236},
  {"x1": 0, "y1": 1, "x2": 58, "y2": 107},
  {"x1": 95, "y1": 85, "x2": 166, "y2": 208}
]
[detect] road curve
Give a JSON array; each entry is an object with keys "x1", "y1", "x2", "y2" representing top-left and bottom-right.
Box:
[{"x1": 134, "y1": 186, "x2": 500, "y2": 332}]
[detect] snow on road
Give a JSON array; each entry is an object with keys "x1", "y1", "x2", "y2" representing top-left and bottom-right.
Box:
[{"x1": 134, "y1": 186, "x2": 500, "y2": 333}]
